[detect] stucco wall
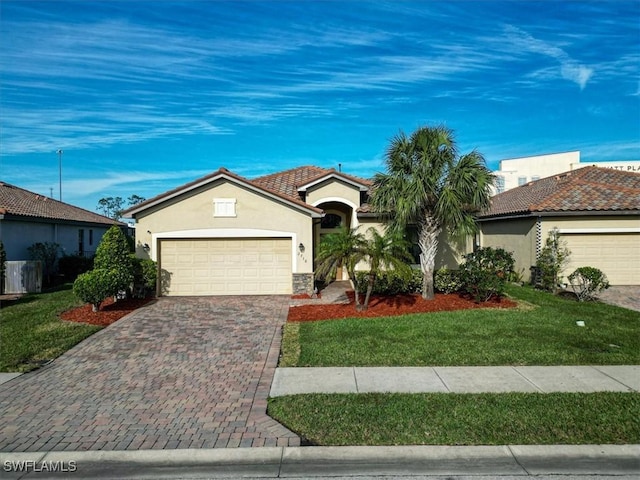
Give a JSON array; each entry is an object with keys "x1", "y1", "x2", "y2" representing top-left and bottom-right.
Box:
[
  {"x1": 353, "y1": 218, "x2": 469, "y2": 271},
  {"x1": 306, "y1": 179, "x2": 361, "y2": 215},
  {"x1": 133, "y1": 180, "x2": 315, "y2": 273},
  {"x1": 479, "y1": 217, "x2": 537, "y2": 280},
  {"x1": 0, "y1": 219, "x2": 109, "y2": 261}
]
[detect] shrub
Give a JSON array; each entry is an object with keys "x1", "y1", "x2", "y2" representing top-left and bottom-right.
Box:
[
  {"x1": 434, "y1": 267, "x2": 461, "y2": 294},
  {"x1": 73, "y1": 269, "x2": 119, "y2": 312},
  {"x1": 58, "y1": 254, "x2": 94, "y2": 281},
  {"x1": 568, "y1": 266, "x2": 610, "y2": 302},
  {"x1": 459, "y1": 247, "x2": 515, "y2": 302},
  {"x1": 94, "y1": 225, "x2": 133, "y2": 296},
  {"x1": 535, "y1": 228, "x2": 571, "y2": 293},
  {"x1": 130, "y1": 255, "x2": 157, "y2": 297},
  {"x1": 353, "y1": 269, "x2": 422, "y2": 295}
]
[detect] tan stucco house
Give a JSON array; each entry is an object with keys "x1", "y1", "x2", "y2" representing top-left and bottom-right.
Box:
[
  {"x1": 124, "y1": 165, "x2": 466, "y2": 297},
  {"x1": 124, "y1": 166, "x2": 365, "y2": 296},
  {"x1": 477, "y1": 166, "x2": 640, "y2": 286}
]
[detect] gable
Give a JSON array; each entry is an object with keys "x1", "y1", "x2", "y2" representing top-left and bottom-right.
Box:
[
  {"x1": 133, "y1": 177, "x2": 320, "y2": 226},
  {"x1": 305, "y1": 178, "x2": 364, "y2": 208}
]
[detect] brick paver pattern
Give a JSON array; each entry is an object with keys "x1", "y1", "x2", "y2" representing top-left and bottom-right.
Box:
[{"x1": 0, "y1": 296, "x2": 300, "y2": 451}]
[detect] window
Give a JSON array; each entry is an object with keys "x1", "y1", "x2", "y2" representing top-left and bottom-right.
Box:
[
  {"x1": 531, "y1": 175, "x2": 540, "y2": 181},
  {"x1": 495, "y1": 176, "x2": 505, "y2": 193},
  {"x1": 406, "y1": 225, "x2": 421, "y2": 264},
  {"x1": 78, "y1": 229, "x2": 84, "y2": 256},
  {"x1": 213, "y1": 198, "x2": 236, "y2": 217},
  {"x1": 517, "y1": 176, "x2": 527, "y2": 186},
  {"x1": 320, "y1": 213, "x2": 342, "y2": 229}
]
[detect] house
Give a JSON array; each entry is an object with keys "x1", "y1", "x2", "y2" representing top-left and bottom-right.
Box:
[
  {"x1": 0, "y1": 182, "x2": 122, "y2": 261},
  {"x1": 123, "y1": 166, "x2": 465, "y2": 297},
  {"x1": 477, "y1": 166, "x2": 640, "y2": 285}
]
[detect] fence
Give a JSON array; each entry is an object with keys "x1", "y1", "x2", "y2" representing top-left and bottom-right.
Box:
[{"x1": 4, "y1": 261, "x2": 43, "y2": 294}]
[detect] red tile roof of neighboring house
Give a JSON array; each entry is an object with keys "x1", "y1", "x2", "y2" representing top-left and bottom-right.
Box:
[
  {"x1": 0, "y1": 182, "x2": 122, "y2": 225},
  {"x1": 480, "y1": 166, "x2": 640, "y2": 219}
]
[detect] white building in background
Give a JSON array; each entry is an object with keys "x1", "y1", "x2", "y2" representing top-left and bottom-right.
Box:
[{"x1": 492, "y1": 150, "x2": 640, "y2": 194}]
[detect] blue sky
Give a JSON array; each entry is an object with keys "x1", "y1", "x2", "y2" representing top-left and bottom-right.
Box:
[{"x1": 1, "y1": 0, "x2": 639, "y2": 213}]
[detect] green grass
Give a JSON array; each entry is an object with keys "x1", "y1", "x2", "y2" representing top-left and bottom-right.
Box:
[
  {"x1": 281, "y1": 284, "x2": 640, "y2": 366},
  {"x1": 0, "y1": 285, "x2": 102, "y2": 372},
  {"x1": 268, "y1": 392, "x2": 640, "y2": 446}
]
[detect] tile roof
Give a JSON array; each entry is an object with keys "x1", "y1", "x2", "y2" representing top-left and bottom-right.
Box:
[
  {"x1": 0, "y1": 182, "x2": 122, "y2": 225},
  {"x1": 252, "y1": 166, "x2": 371, "y2": 200},
  {"x1": 122, "y1": 167, "x2": 325, "y2": 217},
  {"x1": 480, "y1": 166, "x2": 640, "y2": 218}
]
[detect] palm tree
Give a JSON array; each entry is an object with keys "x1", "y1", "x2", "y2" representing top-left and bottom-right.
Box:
[
  {"x1": 370, "y1": 125, "x2": 494, "y2": 300},
  {"x1": 315, "y1": 228, "x2": 366, "y2": 306},
  {"x1": 360, "y1": 227, "x2": 414, "y2": 311}
]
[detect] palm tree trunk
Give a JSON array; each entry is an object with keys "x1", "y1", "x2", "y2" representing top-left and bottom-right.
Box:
[
  {"x1": 361, "y1": 273, "x2": 376, "y2": 311},
  {"x1": 347, "y1": 267, "x2": 362, "y2": 306},
  {"x1": 418, "y1": 214, "x2": 441, "y2": 300}
]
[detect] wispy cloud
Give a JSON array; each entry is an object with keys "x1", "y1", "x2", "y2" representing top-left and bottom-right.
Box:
[{"x1": 503, "y1": 25, "x2": 594, "y2": 90}]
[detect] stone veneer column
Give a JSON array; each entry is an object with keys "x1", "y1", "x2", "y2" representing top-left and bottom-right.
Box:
[{"x1": 292, "y1": 273, "x2": 314, "y2": 295}]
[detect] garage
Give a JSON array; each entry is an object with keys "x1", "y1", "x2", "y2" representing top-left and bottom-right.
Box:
[
  {"x1": 562, "y1": 233, "x2": 640, "y2": 286},
  {"x1": 159, "y1": 238, "x2": 292, "y2": 296}
]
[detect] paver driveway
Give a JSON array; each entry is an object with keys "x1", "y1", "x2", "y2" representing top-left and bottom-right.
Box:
[{"x1": 0, "y1": 296, "x2": 300, "y2": 452}]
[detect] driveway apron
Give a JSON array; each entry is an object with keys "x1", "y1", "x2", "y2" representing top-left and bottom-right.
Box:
[{"x1": 0, "y1": 296, "x2": 300, "y2": 452}]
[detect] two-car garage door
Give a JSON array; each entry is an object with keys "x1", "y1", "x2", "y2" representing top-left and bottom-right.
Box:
[
  {"x1": 159, "y1": 238, "x2": 292, "y2": 296},
  {"x1": 562, "y1": 233, "x2": 639, "y2": 286}
]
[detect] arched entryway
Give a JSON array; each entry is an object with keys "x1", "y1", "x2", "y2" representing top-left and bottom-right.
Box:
[{"x1": 313, "y1": 200, "x2": 356, "y2": 281}]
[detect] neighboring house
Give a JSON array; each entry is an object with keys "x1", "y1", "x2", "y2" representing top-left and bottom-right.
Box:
[
  {"x1": 477, "y1": 167, "x2": 640, "y2": 286},
  {"x1": 123, "y1": 166, "x2": 462, "y2": 297},
  {"x1": 0, "y1": 182, "x2": 122, "y2": 261},
  {"x1": 492, "y1": 150, "x2": 640, "y2": 194}
]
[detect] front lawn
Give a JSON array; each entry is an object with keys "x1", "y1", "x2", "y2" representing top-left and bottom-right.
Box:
[
  {"x1": 0, "y1": 285, "x2": 102, "y2": 372},
  {"x1": 281, "y1": 284, "x2": 640, "y2": 366},
  {"x1": 268, "y1": 392, "x2": 640, "y2": 445}
]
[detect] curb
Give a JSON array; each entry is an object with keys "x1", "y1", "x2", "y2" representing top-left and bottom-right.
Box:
[{"x1": 1, "y1": 445, "x2": 638, "y2": 479}]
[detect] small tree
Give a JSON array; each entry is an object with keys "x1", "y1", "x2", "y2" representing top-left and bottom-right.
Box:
[
  {"x1": 535, "y1": 228, "x2": 571, "y2": 293},
  {"x1": 73, "y1": 269, "x2": 119, "y2": 312},
  {"x1": 459, "y1": 247, "x2": 515, "y2": 302},
  {"x1": 27, "y1": 242, "x2": 60, "y2": 286},
  {"x1": 568, "y1": 267, "x2": 610, "y2": 301},
  {"x1": 0, "y1": 241, "x2": 6, "y2": 294},
  {"x1": 315, "y1": 228, "x2": 367, "y2": 307},
  {"x1": 94, "y1": 225, "x2": 133, "y2": 298},
  {"x1": 130, "y1": 255, "x2": 157, "y2": 297},
  {"x1": 360, "y1": 228, "x2": 414, "y2": 311}
]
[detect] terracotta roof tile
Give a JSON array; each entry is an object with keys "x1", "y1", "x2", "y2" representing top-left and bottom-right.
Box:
[
  {"x1": 123, "y1": 167, "x2": 324, "y2": 217},
  {"x1": 251, "y1": 166, "x2": 331, "y2": 199},
  {"x1": 252, "y1": 166, "x2": 372, "y2": 200},
  {"x1": 0, "y1": 182, "x2": 122, "y2": 225},
  {"x1": 481, "y1": 166, "x2": 640, "y2": 218}
]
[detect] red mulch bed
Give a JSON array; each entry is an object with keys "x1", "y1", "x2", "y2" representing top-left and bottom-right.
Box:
[
  {"x1": 60, "y1": 297, "x2": 156, "y2": 326},
  {"x1": 287, "y1": 291, "x2": 517, "y2": 322}
]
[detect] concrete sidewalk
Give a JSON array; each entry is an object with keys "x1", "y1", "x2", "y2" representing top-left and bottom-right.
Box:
[
  {"x1": 270, "y1": 365, "x2": 640, "y2": 396},
  {"x1": 1, "y1": 445, "x2": 638, "y2": 478}
]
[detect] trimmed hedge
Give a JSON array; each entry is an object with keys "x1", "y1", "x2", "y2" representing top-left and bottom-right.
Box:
[{"x1": 353, "y1": 269, "x2": 422, "y2": 295}]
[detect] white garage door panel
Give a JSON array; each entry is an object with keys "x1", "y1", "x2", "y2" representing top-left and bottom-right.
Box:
[
  {"x1": 160, "y1": 238, "x2": 292, "y2": 296},
  {"x1": 563, "y1": 233, "x2": 639, "y2": 286}
]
